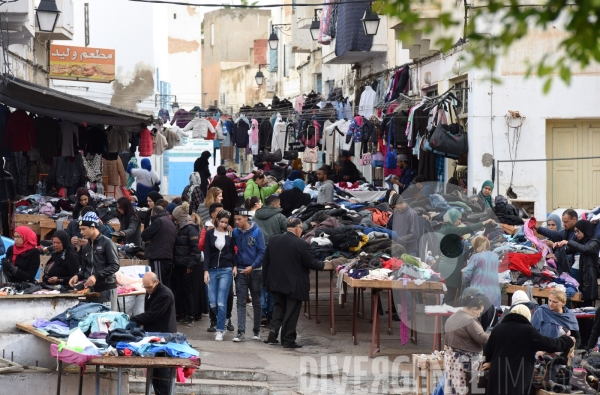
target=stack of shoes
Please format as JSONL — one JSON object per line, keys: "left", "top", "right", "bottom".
{"left": 570, "top": 368, "right": 597, "bottom": 394}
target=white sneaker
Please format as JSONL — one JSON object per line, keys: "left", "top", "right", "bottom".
{"left": 232, "top": 331, "right": 246, "bottom": 342}
{"left": 252, "top": 332, "right": 260, "bottom": 341}
{"left": 215, "top": 331, "right": 224, "bottom": 342}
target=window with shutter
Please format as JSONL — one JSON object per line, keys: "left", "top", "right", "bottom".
{"left": 284, "top": 45, "right": 291, "bottom": 78}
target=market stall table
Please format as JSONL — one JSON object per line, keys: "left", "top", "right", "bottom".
{"left": 17, "top": 323, "right": 199, "bottom": 395}
{"left": 506, "top": 284, "right": 582, "bottom": 305}
{"left": 343, "top": 274, "right": 446, "bottom": 358}
{"left": 116, "top": 290, "right": 146, "bottom": 313}
{"left": 303, "top": 261, "right": 337, "bottom": 334}
{"left": 344, "top": 190, "right": 387, "bottom": 203}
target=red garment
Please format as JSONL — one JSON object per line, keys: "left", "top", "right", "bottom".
{"left": 199, "top": 227, "right": 206, "bottom": 251}
{"left": 207, "top": 118, "right": 218, "bottom": 140}
{"left": 507, "top": 252, "right": 543, "bottom": 276}
{"left": 139, "top": 128, "right": 153, "bottom": 156}
{"left": 382, "top": 257, "right": 403, "bottom": 270}
{"left": 12, "top": 226, "right": 37, "bottom": 264}
{"left": 366, "top": 208, "right": 390, "bottom": 226}
{"left": 3, "top": 110, "right": 35, "bottom": 152}
{"left": 528, "top": 216, "right": 537, "bottom": 229}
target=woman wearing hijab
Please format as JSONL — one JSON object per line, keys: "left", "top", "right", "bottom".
{"left": 127, "top": 158, "right": 160, "bottom": 208}
{"left": 546, "top": 214, "right": 562, "bottom": 232}
{"left": 72, "top": 188, "right": 93, "bottom": 219}
{"left": 462, "top": 235, "right": 501, "bottom": 308}
{"left": 194, "top": 151, "right": 212, "bottom": 197}
{"left": 437, "top": 209, "right": 496, "bottom": 306}
{"left": 41, "top": 230, "right": 79, "bottom": 286}
{"left": 554, "top": 219, "right": 600, "bottom": 303}
{"left": 472, "top": 180, "right": 494, "bottom": 210}
{"left": 283, "top": 170, "right": 303, "bottom": 191}
{"left": 280, "top": 179, "right": 311, "bottom": 217}
{"left": 1, "top": 226, "right": 40, "bottom": 282}
{"left": 143, "top": 191, "right": 163, "bottom": 230}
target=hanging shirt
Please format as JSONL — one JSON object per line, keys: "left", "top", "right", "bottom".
{"left": 358, "top": 86, "right": 376, "bottom": 118}
{"left": 271, "top": 121, "right": 287, "bottom": 152}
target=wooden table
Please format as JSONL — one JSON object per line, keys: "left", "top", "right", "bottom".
{"left": 343, "top": 274, "right": 446, "bottom": 358}
{"left": 303, "top": 261, "right": 337, "bottom": 334}
{"left": 14, "top": 213, "right": 121, "bottom": 240}
{"left": 17, "top": 323, "right": 198, "bottom": 395}
{"left": 116, "top": 290, "right": 146, "bottom": 313}
{"left": 506, "top": 284, "right": 582, "bottom": 304}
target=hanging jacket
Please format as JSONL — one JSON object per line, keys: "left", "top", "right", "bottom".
{"left": 48, "top": 154, "right": 86, "bottom": 191}
{"left": 171, "top": 109, "right": 192, "bottom": 128}
{"left": 182, "top": 117, "right": 217, "bottom": 139}
{"left": 232, "top": 120, "right": 250, "bottom": 148}
{"left": 249, "top": 119, "right": 259, "bottom": 155}
{"left": 102, "top": 158, "right": 127, "bottom": 187}
{"left": 4, "top": 110, "right": 35, "bottom": 152}
{"left": 139, "top": 128, "right": 153, "bottom": 156}
{"left": 259, "top": 119, "right": 274, "bottom": 151}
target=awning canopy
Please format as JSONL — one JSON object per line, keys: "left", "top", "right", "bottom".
{"left": 0, "top": 75, "right": 152, "bottom": 126}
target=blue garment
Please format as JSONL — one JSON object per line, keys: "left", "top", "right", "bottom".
{"left": 262, "top": 286, "right": 275, "bottom": 320}
{"left": 207, "top": 267, "right": 233, "bottom": 332}
{"left": 78, "top": 312, "right": 130, "bottom": 333}
{"left": 336, "top": 102, "right": 345, "bottom": 120}
{"left": 429, "top": 194, "right": 450, "bottom": 210}
{"left": 51, "top": 302, "right": 110, "bottom": 329}
{"left": 462, "top": 251, "right": 501, "bottom": 308}
{"left": 354, "top": 225, "right": 397, "bottom": 240}
{"left": 531, "top": 304, "right": 579, "bottom": 339}
{"left": 570, "top": 267, "right": 580, "bottom": 283}
{"left": 233, "top": 223, "right": 266, "bottom": 269}
{"left": 283, "top": 179, "right": 294, "bottom": 191}
{"left": 137, "top": 342, "right": 199, "bottom": 358}
{"left": 398, "top": 167, "right": 414, "bottom": 193}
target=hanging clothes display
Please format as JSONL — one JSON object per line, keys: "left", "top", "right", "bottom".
{"left": 358, "top": 86, "right": 376, "bottom": 117}
{"left": 4, "top": 110, "right": 35, "bottom": 153}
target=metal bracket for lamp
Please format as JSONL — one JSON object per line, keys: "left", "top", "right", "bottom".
{"left": 268, "top": 24, "right": 291, "bottom": 50}
{"left": 155, "top": 94, "right": 177, "bottom": 107}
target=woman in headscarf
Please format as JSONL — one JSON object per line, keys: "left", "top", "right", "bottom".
{"left": 546, "top": 213, "right": 563, "bottom": 232}
{"left": 41, "top": 230, "right": 79, "bottom": 287}
{"left": 127, "top": 158, "right": 160, "bottom": 208}
{"left": 194, "top": 151, "right": 212, "bottom": 197}
{"left": 72, "top": 187, "right": 93, "bottom": 219}
{"left": 437, "top": 209, "right": 496, "bottom": 306}
{"left": 283, "top": 170, "right": 303, "bottom": 191}
{"left": 472, "top": 180, "right": 494, "bottom": 210}
{"left": 554, "top": 219, "right": 600, "bottom": 303}
{"left": 187, "top": 172, "right": 204, "bottom": 215}
{"left": 485, "top": 304, "right": 574, "bottom": 395}
{"left": 1, "top": 226, "right": 40, "bottom": 282}
{"left": 462, "top": 235, "right": 501, "bottom": 309}
{"left": 280, "top": 178, "right": 311, "bottom": 217}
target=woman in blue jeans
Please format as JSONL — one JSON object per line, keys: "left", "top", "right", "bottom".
{"left": 204, "top": 210, "right": 237, "bottom": 341}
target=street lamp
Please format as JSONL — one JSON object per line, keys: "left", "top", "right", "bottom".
{"left": 361, "top": 3, "right": 381, "bottom": 36}
{"left": 172, "top": 102, "right": 179, "bottom": 112}
{"left": 255, "top": 66, "right": 265, "bottom": 86}
{"left": 268, "top": 27, "right": 279, "bottom": 51}
{"left": 310, "top": 9, "right": 322, "bottom": 41}
{"left": 36, "top": 0, "right": 61, "bottom": 33}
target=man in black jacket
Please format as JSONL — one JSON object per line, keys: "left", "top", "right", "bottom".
{"left": 142, "top": 205, "right": 177, "bottom": 289}
{"left": 130, "top": 272, "right": 177, "bottom": 395}
{"left": 69, "top": 211, "right": 120, "bottom": 311}
{"left": 208, "top": 166, "right": 238, "bottom": 225}
{"left": 263, "top": 218, "right": 324, "bottom": 348}
{"left": 0, "top": 158, "right": 15, "bottom": 236}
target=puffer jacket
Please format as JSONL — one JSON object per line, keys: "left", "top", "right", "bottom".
{"left": 48, "top": 154, "right": 86, "bottom": 190}
{"left": 182, "top": 118, "right": 221, "bottom": 139}
{"left": 102, "top": 158, "right": 127, "bottom": 186}
{"left": 253, "top": 206, "right": 287, "bottom": 244}
{"left": 77, "top": 234, "right": 120, "bottom": 292}
{"left": 174, "top": 221, "right": 201, "bottom": 269}
{"left": 139, "top": 128, "right": 153, "bottom": 157}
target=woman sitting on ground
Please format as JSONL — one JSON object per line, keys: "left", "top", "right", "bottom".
{"left": 444, "top": 293, "right": 489, "bottom": 395}
{"left": 485, "top": 304, "right": 574, "bottom": 395}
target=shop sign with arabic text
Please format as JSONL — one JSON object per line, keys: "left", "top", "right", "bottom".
{"left": 50, "top": 45, "right": 115, "bottom": 83}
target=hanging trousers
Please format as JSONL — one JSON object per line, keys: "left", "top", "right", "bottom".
{"left": 270, "top": 292, "right": 302, "bottom": 346}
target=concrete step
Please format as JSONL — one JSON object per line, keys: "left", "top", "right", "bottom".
{"left": 129, "top": 377, "right": 270, "bottom": 395}
{"left": 129, "top": 368, "right": 268, "bottom": 383}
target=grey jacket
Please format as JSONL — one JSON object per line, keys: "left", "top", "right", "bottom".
{"left": 253, "top": 206, "right": 287, "bottom": 244}
{"left": 317, "top": 180, "right": 335, "bottom": 204}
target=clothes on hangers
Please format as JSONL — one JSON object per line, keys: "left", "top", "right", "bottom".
{"left": 358, "top": 86, "right": 376, "bottom": 118}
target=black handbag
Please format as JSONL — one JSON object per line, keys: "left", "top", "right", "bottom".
{"left": 263, "top": 149, "right": 282, "bottom": 162}
{"left": 428, "top": 122, "right": 468, "bottom": 159}
{"left": 284, "top": 150, "right": 298, "bottom": 160}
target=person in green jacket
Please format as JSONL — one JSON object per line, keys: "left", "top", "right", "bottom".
{"left": 244, "top": 172, "right": 280, "bottom": 203}
{"left": 437, "top": 208, "right": 496, "bottom": 306}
